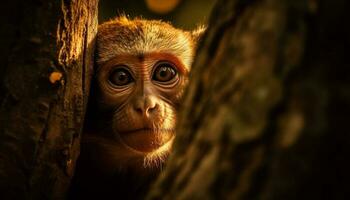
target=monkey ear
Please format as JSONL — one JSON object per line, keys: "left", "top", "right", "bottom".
{"left": 191, "top": 25, "right": 207, "bottom": 43}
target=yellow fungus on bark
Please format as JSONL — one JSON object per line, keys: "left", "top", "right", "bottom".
{"left": 49, "top": 71, "right": 63, "bottom": 84}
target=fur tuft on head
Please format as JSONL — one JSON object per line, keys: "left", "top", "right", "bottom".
{"left": 191, "top": 24, "right": 206, "bottom": 43}
{"left": 96, "top": 16, "right": 203, "bottom": 71}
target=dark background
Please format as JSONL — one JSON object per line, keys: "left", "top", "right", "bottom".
{"left": 99, "top": 0, "right": 216, "bottom": 30}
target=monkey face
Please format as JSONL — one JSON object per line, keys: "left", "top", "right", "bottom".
{"left": 94, "top": 52, "right": 188, "bottom": 167}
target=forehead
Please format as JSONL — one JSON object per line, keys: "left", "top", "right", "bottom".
{"left": 100, "top": 52, "right": 189, "bottom": 77}
{"left": 96, "top": 18, "right": 194, "bottom": 69}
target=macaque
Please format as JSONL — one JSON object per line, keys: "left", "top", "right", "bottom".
{"left": 69, "top": 16, "right": 204, "bottom": 199}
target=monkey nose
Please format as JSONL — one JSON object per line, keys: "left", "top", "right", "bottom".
{"left": 135, "top": 105, "right": 158, "bottom": 117}
{"left": 133, "top": 97, "right": 159, "bottom": 117}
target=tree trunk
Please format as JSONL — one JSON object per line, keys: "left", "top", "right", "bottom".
{"left": 0, "top": 0, "right": 98, "bottom": 199}
{"left": 148, "top": 0, "right": 349, "bottom": 199}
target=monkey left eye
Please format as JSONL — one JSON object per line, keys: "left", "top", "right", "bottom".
{"left": 109, "top": 68, "right": 134, "bottom": 86}
{"left": 152, "top": 62, "right": 177, "bottom": 83}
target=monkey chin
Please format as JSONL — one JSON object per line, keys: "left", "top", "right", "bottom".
{"left": 115, "top": 129, "right": 175, "bottom": 172}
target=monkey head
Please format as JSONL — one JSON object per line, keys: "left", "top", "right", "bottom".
{"left": 84, "top": 16, "right": 204, "bottom": 173}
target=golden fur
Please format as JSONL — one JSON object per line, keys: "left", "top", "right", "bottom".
{"left": 96, "top": 16, "right": 203, "bottom": 70}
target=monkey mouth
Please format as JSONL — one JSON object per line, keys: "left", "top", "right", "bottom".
{"left": 117, "top": 128, "right": 174, "bottom": 153}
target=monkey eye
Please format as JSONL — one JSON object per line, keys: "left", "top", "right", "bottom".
{"left": 152, "top": 62, "right": 177, "bottom": 83}
{"left": 109, "top": 68, "right": 134, "bottom": 86}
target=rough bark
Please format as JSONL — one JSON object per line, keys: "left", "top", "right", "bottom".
{"left": 148, "top": 0, "right": 349, "bottom": 199}
{"left": 0, "top": 0, "right": 98, "bottom": 199}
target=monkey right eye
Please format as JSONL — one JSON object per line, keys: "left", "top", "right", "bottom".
{"left": 109, "top": 68, "right": 134, "bottom": 86}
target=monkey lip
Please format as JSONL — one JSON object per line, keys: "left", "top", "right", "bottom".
{"left": 118, "top": 128, "right": 174, "bottom": 153}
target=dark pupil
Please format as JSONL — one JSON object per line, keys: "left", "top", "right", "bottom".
{"left": 155, "top": 65, "right": 176, "bottom": 82}
{"left": 160, "top": 68, "right": 168, "bottom": 77}
{"left": 117, "top": 72, "right": 127, "bottom": 82}
{"left": 110, "top": 69, "right": 131, "bottom": 86}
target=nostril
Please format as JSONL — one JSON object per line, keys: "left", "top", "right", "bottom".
{"left": 147, "top": 104, "right": 158, "bottom": 113}
{"left": 135, "top": 107, "right": 143, "bottom": 115}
